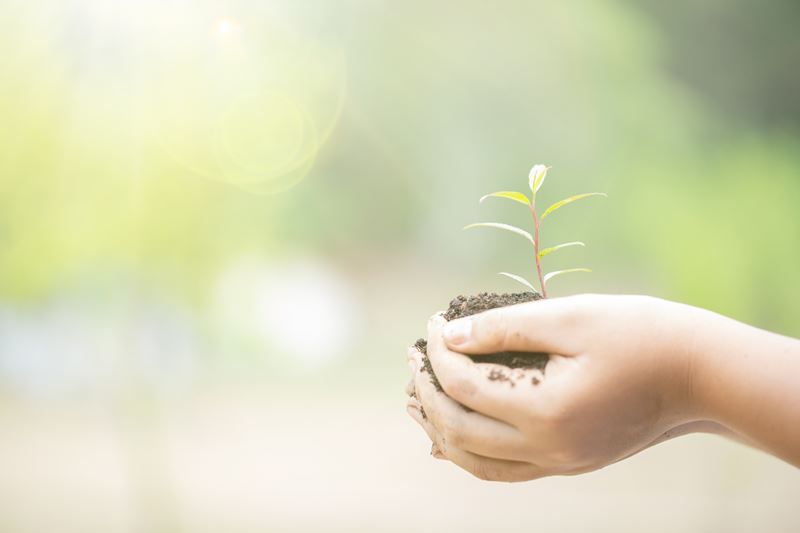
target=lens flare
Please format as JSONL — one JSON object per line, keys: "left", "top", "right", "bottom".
{"left": 142, "top": 10, "right": 347, "bottom": 194}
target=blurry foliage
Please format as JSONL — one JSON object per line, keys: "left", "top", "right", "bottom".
{"left": 0, "top": 0, "right": 798, "bottom": 336}
{"left": 631, "top": 0, "right": 800, "bottom": 132}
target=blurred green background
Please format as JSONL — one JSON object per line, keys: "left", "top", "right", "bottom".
{"left": 1, "top": 0, "right": 799, "bottom": 531}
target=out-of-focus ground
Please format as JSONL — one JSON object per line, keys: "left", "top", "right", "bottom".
{"left": 2, "top": 389, "right": 799, "bottom": 533}
{"left": 0, "top": 258, "right": 798, "bottom": 532}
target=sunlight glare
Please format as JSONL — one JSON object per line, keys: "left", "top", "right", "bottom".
{"left": 215, "top": 17, "right": 240, "bottom": 38}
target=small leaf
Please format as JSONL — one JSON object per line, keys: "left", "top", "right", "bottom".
{"left": 498, "top": 272, "right": 537, "bottom": 292}
{"left": 479, "top": 191, "right": 530, "bottom": 206}
{"left": 528, "top": 164, "right": 549, "bottom": 194}
{"left": 543, "top": 268, "right": 592, "bottom": 284}
{"left": 541, "top": 192, "right": 607, "bottom": 220}
{"left": 464, "top": 222, "right": 535, "bottom": 245}
{"left": 538, "top": 241, "right": 585, "bottom": 259}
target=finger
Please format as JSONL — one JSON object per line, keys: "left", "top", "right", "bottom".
{"left": 407, "top": 344, "right": 422, "bottom": 362}
{"left": 441, "top": 296, "right": 584, "bottom": 355}
{"left": 405, "top": 348, "right": 419, "bottom": 397}
{"left": 425, "top": 315, "right": 541, "bottom": 422}
{"left": 407, "top": 402, "right": 544, "bottom": 482}
{"left": 407, "top": 402, "right": 447, "bottom": 459}
{"left": 405, "top": 378, "right": 415, "bottom": 397}
{"left": 412, "top": 348, "right": 531, "bottom": 461}
{"left": 444, "top": 446, "right": 545, "bottom": 483}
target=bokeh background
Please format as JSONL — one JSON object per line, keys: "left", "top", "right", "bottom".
{"left": 1, "top": 0, "right": 799, "bottom": 531}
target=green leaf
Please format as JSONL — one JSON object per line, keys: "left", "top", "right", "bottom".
{"left": 538, "top": 241, "right": 585, "bottom": 259}
{"left": 498, "top": 272, "right": 538, "bottom": 292}
{"left": 528, "top": 164, "right": 549, "bottom": 195}
{"left": 464, "top": 222, "right": 535, "bottom": 245}
{"left": 543, "top": 268, "right": 592, "bottom": 284}
{"left": 541, "top": 192, "right": 607, "bottom": 220}
{"left": 479, "top": 191, "right": 531, "bottom": 206}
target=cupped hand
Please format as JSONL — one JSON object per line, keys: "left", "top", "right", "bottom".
{"left": 406, "top": 294, "right": 732, "bottom": 481}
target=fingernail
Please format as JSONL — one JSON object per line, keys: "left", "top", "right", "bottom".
{"left": 443, "top": 319, "right": 471, "bottom": 345}
{"left": 428, "top": 313, "right": 446, "bottom": 329}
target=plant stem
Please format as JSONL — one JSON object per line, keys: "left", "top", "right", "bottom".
{"left": 531, "top": 199, "right": 547, "bottom": 298}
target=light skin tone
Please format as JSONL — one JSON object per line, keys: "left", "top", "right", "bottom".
{"left": 405, "top": 294, "right": 800, "bottom": 481}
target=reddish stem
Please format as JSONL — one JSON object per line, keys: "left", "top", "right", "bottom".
{"left": 530, "top": 199, "right": 547, "bottom": 298}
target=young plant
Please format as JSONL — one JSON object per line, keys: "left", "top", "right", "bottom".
{"left": 465, "top": 164, "right": 606, "bottom": 298}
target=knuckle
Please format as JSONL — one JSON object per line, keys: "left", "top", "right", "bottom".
{"left": 478, "top": 309, "right": 510, "bottom": 351}
{"left": 546, "top": 445, "right": 583, "bottom": 467}
{"left": 470, "top": 462, "right": 504, "bottom": 482}
{"left": 469, "top": 463, "right": 492, "bottom": 481}
{"left": 503, "top": 468, "right": 534, "bottom": 483}
{"left": 433, "top": 435, "right": 448, "bottom": 456}
{"left": 537, "top": 395, "right": 573, "bottom": 428}
{"left": 549, "top": 443, "right": 599, "bottom": 472}
{"left": 533, "top": 403, "right": 589, "bottom": 468}
{"left": 438, "top": 414, "right": 458, "bottom": 437}
{"left": 441, "top": 423, "right": 464, "bottom": 450}
{"left": 439, "top": 373, "right": 476, "bottom": 400}
{"left": 552, "top": 305, "right": 582, "bottom": 332}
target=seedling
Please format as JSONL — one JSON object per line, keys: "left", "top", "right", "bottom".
{"left": 465, "top": 164, "right": 606, "bottom": 298}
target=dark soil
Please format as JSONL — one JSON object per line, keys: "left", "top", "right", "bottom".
{"left": 414, "top": 292, "right": 549, "bottom": 391}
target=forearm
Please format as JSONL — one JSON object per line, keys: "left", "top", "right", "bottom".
{"left": 689, "top": 305, "right": 800, "bottom": 467}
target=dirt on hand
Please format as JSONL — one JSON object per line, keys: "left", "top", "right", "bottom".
{"left": 414, "top": 292, "right": 548, "bottom": 391}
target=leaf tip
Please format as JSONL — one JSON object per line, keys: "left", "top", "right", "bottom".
{"left": 528, "top": 164, "right": 549, "bottom": 193}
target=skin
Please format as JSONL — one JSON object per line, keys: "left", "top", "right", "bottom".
{"left": 405, "top": 294, "right": 800, "bottom": 482}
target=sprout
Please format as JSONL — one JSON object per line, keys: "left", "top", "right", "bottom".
{"left": 466, "top": 164, "right": 606, "bottom": 298}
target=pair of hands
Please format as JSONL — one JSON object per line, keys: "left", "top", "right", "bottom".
{"left": 405, "top": 294, "right": 756, "bottom": 482}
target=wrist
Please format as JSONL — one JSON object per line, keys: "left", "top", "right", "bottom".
{"left": 675, "top": 303, "right": 731, "bottom": 423}
{"left": 683, "top": 305, "right": 797, "bottom": 425}
{"left": 681, "top": 305, "right": 800, "bottom": 465}
{"left": 652, "top": 298, "right": 717, "bottom": 425}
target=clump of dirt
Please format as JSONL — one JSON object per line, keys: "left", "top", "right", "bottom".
{"left": 414, "top": 292, "right": 549, "bottom": 391}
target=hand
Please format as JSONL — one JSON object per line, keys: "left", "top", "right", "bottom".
{"left": 406, "top": 294, "right": 738, "bottom": 481}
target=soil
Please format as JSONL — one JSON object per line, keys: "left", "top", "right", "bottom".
{"left": 414, "top": 292, "right": 549, "bottom": 391}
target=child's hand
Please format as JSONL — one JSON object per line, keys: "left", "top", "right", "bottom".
{"left": 406, "top": 294, "right": 742, "bottom": 481}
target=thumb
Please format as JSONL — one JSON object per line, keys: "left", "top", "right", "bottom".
{"left": 441, "top": 297, "right": 579, "bottom": 356}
